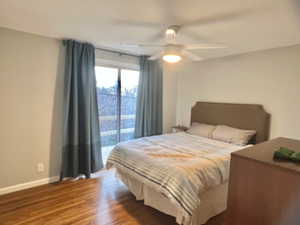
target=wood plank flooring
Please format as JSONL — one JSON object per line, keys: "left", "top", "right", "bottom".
{"left": 0, "top": 169, "right": 225, "bottom": 225}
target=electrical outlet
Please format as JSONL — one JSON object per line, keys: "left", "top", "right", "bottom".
{"left": 37, "top": 163, "right": 44, "bottom": 173}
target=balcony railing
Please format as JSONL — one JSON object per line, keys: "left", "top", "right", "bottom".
{"left": 99, "top": 114, "right": 135, "bottom": 137}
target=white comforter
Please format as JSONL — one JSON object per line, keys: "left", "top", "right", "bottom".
{"left": 107, "top": 132, "right": 249, "bottom": 223}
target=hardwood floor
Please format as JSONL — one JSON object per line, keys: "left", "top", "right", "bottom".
{"left": 0, "top": 169, "right": 225, "bottom": 225}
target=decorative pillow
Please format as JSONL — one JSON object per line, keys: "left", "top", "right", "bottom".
{"left": 212, "top": 125, "right": 256, "bottom": 145}
{"left": 186, "top": 122, "right": 216, "bottom": 138}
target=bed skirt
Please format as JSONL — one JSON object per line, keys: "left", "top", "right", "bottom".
{"left": 116, "top": 168, "right": 228, "bottom": 225}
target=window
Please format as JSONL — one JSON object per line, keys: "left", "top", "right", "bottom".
{"left": 95, "top": 66, "right": 139, "bottom": 161}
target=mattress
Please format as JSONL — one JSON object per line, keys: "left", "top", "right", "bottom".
{"left": 107, "top": 132, "right": 250, "bottom": 225}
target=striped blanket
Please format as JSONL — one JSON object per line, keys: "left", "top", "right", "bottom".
{"left": 107, "top": 132, "right": 248, "bottom": 223}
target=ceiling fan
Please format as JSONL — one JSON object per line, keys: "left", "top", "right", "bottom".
{"left": 117, "top": 7, "right": 259, "bottom": 63}
{"left": 122, "top": 25, "right": 227, "bottom": 63}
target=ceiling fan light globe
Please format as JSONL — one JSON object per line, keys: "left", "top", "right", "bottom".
{"left": 165, "top": 28, "right": 176, "bottom": 35}
{"left": 163, "top": 54, "right": 182, "bottom": 63}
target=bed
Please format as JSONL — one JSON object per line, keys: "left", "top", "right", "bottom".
{"left": 107, "top": 102, "right": 270, "bottom": 225}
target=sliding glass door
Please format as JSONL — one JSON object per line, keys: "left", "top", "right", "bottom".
{"left": 120, "top": 69, "right": 139, "bottom": 142}
{"left": 95, "top": 66, "right": 139, "bottom": 161}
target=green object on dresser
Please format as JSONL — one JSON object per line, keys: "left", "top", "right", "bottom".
{"left": 290, "top": 152, "right": 300, "bottom": 162}
{"left": 273, "top": 147, "right": 300, "bottom": 162}
{"left": 273, "top": 147, "right": 295, "bottom": 160}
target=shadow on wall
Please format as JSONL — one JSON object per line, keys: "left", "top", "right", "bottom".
{"left": 49, "top": 42, "right": 65, "bottom": 179}
{"left": 291, "top": 0, "right": 300, "bottom": 20}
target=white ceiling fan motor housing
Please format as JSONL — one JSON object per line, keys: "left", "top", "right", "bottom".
{"left": 165, "top": 25, "right": 180, "bottom": 42}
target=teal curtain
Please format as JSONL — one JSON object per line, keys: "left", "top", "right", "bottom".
{"left": 61, "top": 40, "right": 103, "bottom": 179}
{"left": 135, "top": 56, "right": 163, "bottom": 138}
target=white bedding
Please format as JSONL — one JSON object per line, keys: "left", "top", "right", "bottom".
{"left": 107, "top": 132, "right": 250, "bottom": 224}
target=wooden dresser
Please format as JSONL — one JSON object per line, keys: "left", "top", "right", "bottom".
{"left": 226, "top": 137, "right": 300, "bottom": 225}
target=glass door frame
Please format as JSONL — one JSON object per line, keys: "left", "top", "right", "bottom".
{"left": 116, "top": 69, "right": 121, "bottom": 142}
{"left": 95, "top": 63, "right": 139, "bottom": 143}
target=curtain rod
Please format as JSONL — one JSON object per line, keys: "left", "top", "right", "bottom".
{"left": 95, "top": 47, "right": 140, "bottom": 58}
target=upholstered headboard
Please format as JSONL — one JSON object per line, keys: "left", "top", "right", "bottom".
{"left": 191, "top": 102, "right": 270, "bottom": 144}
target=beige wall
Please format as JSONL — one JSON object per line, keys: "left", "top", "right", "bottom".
{"left": 163, "top": 63, "right": 178, "bottom": 133}
{"left": 176, "top": 45, "right": 300, "bottom": 139}
{"left": 0, "top": 27, "right": 64, "bottom": 188}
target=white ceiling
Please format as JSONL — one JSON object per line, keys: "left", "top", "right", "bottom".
{"left": 1, "top": 0, "right": 300, "bottom": 59}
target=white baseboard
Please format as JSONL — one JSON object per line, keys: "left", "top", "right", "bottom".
{"left": 0, "top": 176, "right": 60, "bottom": 196}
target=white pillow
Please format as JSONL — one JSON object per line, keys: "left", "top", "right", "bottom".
{"left": 186, "top": 122, "right": 216, "bottom": 138}
{"left": 212, "top": 125, "right": 256, "bottom": 145}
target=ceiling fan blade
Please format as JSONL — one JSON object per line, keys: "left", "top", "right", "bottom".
{"left": 179, "top": 30, "right": 213, "bottom": 43}
{"left": 146, "top": 30, "right": 165, "bottom": 43}
{"left": 120, "top": 43, "right": 164, "bottom": 48}
{"left": 182, "top": 50, "right": 203, "bottom": 61}
{"left": 148, "top": 51, "right": 164, "bottom": 60}
{"left": 181, "top": 8, "right": 256, "bottom": 28}
{"left": 112, "top": 19, "right": 160, "bottom": 28}
{"left": 112, "top": 19, "right": 164, "bottom": 42}
{"left": 185, "top": 44, "right": 228, "bottom": 50}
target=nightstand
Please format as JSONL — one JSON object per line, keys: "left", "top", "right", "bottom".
{"left": 172, "top": 125, "right": 188, "bottom": 133}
